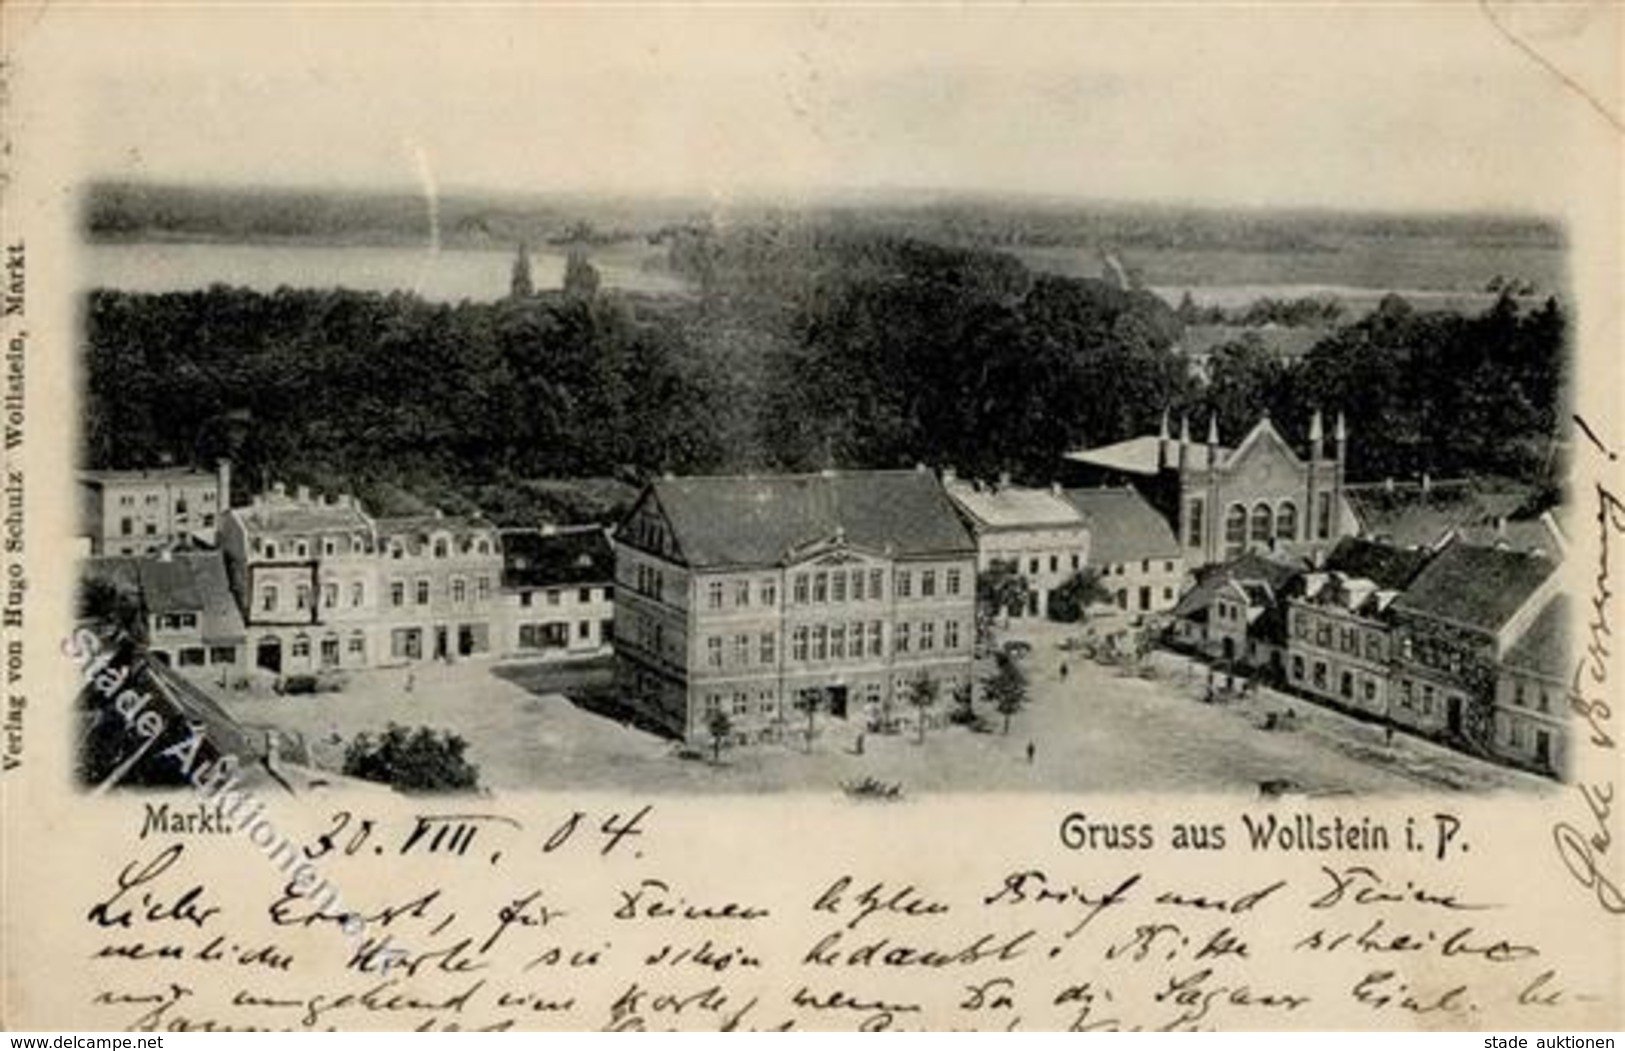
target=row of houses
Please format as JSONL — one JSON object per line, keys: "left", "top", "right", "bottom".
{"left": 1171, "top": 535, "right": 1567, "bottom": 777}
{"left": 82, "top": 478, "right": 616, "bottom": 675}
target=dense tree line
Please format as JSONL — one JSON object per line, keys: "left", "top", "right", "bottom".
{"left": 84, "top": 235, "right": 1567, "bottom": 518}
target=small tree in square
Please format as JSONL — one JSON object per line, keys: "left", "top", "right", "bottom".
{"left": 706, "top": 709, "right": 733, "bottom": 764}
{"left": 986, "top": 653, "right": 1029, "bottom": 735}
{"left": 906, "top": 676, "right": 940, "bottom": 744}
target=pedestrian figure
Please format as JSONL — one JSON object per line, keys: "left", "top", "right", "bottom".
{"left": 1384, "top": 725, "right": 1395, "bottom": 747}
{"left": 855, "top": 732, "right": 865, "bottom": 756}
{"left": 1060, "top": 662, "right": 1069, "bottom": 681}
{"left": 1026, "top": 740, "right": 1036, "bottom": 764}
{"left": 405, "top": 672, "right": 415, "bottom": 694}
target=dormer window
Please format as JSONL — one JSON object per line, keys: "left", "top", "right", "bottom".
{"left": 433, "top": 538, "right": 449, "bottom": 559}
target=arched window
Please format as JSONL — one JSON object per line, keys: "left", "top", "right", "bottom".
{"left": 1251, "top": 503, "right": 1274, "bottom": 543}
{"left": 1225, "top": 504, "right": 1248, "bottom": 553}
{"left": 1276, "top": 501, "right": 1298, "bottom": 541}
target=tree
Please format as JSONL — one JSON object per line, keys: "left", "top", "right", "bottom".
{"left": 706, "top": 709, "right": 733, "bottom": 764}
{"left": 509, "top": 242, "right": 533, "bottom": 299}
{"left": 986, "top": 653, "right": 1028, "bottom": 735}
{"left": 342, "top": 723, "right": 481, "bottom": 793}
{"left": 792, "top": 688, "right": 824, "bottom": 752}
{"left": 949, "top": 680, "right": 975, "bottom": 725}
{"left": 906, "top": 676, "right": 940, "bottom": 744}
{"left": 977, "top": 561, "right": 1031, "bottom": 642}
{"left": 1047, "top": 568, "right": 1113, "bottom": 623}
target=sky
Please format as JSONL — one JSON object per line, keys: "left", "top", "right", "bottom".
{"left": 10, "top": 3, "right": 1621, "bottom": 215}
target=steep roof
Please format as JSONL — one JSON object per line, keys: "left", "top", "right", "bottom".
{"left": 501, "top": 527, "right": 614, "bottom": 588}
{"left": 1392, "top": 540, "right": 1556, "bottom": 634}
{"left": 1505, "top": 594, "right": 1569, "bottom": 679}
{"left": 1063, "top": 435, "right": 1172, "bottom": 476}
{"left": 1172, "top": 551, "right": 1305, "bottom": 618}
{"left": 148, "top": 553, "right": 246, "bottom": 642}
{"left": 642, "top": 470, "right": 976, "bottom": 568}
{"left": 1062, "top": 487, "right": 1182, "bottom": 563}
{"left": 1322, "top": 537, "right": 1434, "bottom": 590}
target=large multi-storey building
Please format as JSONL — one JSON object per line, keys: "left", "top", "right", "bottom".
{"left": 943, "top": 474, "right": 1090, "bottom": 620}
{"left": 1387, "top": 540, "right": 1558, "bottom": 750}
{"left": 614, "top": 469, "right": 978, "bottom": 746}
{"left": 1285, "top": 538, "right": 1433, "bottom": 720}
{"left": 80, "top": 463, "right": 230, "bottom": 556}
{"left": 374, "top": 513, "right": 505, "bottom": 664}
{"left": 219, "top": 483, "right": 380, "bottom": 674}
{"left": 1065, "top": 411, "right": 1357, "bottom": 569}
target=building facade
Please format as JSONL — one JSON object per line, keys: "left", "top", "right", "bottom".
{"left": 499, "top": 526, "right": 616, "bottom": 660}
{"left": 943, "top": 474, "right": 1090, "bottom": 620}
{"left": 82, "top": 551, "right": 247, "bottom": 671}
{"left": 219, "top": 483, "right": 381, "bottom": 674}
{"left": 1490, "top": 594, "right": 1568, "bottom": 776}
{"left": 1062, "top": 487, "right": 1185, "bottom": 616}
{"left": 1387, "top": 541, "right": 1558, "bottom": 748}
{"left": 374, "top": 514, "right": 505, "bottom": 664}
{"left": 80, "top": 463, "right": 230, "bottom": 556}
{"left": 614, "top": 470, "right": 978, "bottom": 746}
{"left": 1066, "top": 412, "right": 1357, "bottom": 570}
{"left": 1284, "top": 539, "right": 1433, "bottom": 720}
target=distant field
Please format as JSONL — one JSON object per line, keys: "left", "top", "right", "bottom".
{"left": 1015, "top": 234, "right": 1566, "bottom": 309}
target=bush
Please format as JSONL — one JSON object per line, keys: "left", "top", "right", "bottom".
{"left": 843, "top": 777, "right": 904, "bottom": 801}
{"left": 342, "top": 723, "right": 481, "bottom": 793}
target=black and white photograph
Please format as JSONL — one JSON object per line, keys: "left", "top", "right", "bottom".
{"left": 3, "top": 2, "right": 1621, "bottom": 1034}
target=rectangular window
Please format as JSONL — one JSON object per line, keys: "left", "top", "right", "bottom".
{"left": 391, "top": 581, "right": 405, "bottom": 608}
{"left": 347, "top": 634, "right": 366, "bottom": 656}
{"left": 708, "top": 581, "right": 725, "bottom": 609}
{"left": 734, "top": 581, "right": 750, "bottom": 607}
{"left": 896, "top": 570, "right": 912, "bottom": 599}
{"left": 922, "top": 570, "right": 937, "bottom": 598}
{"left": 920, "top": 622, "right": 935, "bottom": 651}
{"left": 870, "top": 569, "right": 885, "bottom": 600}
{"left": 295, "top": 585, "right": 310, "bottom": 610}
{"left": 209, "top": 645, "right": 237, "bottom": 665}
{"left": 322, "top": 583, "right": 338, "bottom": 609}
{"left": 1028, "top": 558, "right": 1040, "bottom": 576}
{"left": 794, "top": 573, "right": 809, "bottom": 604}
{"left": 945, "top": 620, "right": 960, "bottom": 650}
{"left": 291, "top": 636, "right": 311, "bottom": 658}
{"left": 706, "top": 637, "right": 723, "bottom": 668}
{"left": 812, "top": 625, "right": 828, "bottom": 661}
{"left": 1318, "top": 492, "right": 1333, "bottom": 540}
{"left": 946, "top": 568, "right": 962, "bottom": 596}
{"left": 759, "top": 633, "right": 776, "bottom": 665}
{"left": 833, "top": 571, "right": 847, "bottom": 603}
{"left": 351, "top": 582, "right": 365, "bottom": 607}
{"left": 547, "top": 589, "right": 561, "bottom": 606}
{"left": 579, "top": 620, "right": 593, "bottom": 640}
{"left": 477, "top": 577, "right": 491, "bottom": 602}
{"left": 734, "top": 634, "right": 750, "bottom": 665}
{"left": 451, "top": 578, "right": 467, "bottom": 604}
{"left": 868, "top": 621, "right": 884, "bottom": 657}
{"left": 830, "top": 624, "right": 846, "bottom": 660}
{"left": 852, "top": 570, "right": 865, "bottom": 602}
{"left": 323, "top": 538, "right": 336, "bottom": 556}
{"left": 814, "top": 572, "right": 829, "bottom": 603}
{"left": 416, "top": 580, "right": 430, "bottom": 605}
{"left": 1049, "top": 555, "right": 1059, "bottom": 574}
{"left": 793, "top": 626, "right": 809, "bottom": 662}
{"left": 896, "top": 623, "right": 911, "bottom": 654}
{"left": 761, "top": 579, "right": 777, "bottom": 607}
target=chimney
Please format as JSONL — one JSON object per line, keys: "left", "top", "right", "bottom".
{"left": 295, "top": 484, "right": 311, "bottom": 504}
{"left": 943, "top": 466, "right": 957, "bottom": 485}
{"left": 216, "top": 459, "right": 232, "bottom": 511}
{"left": 1384, "top": 476, "right": 1395, "bottom": 494}
{"left": 1421, "top": 472, "right": 1432, "bottom": 496}
{"left": 998, "top": 471, "right": 1012, "bottom": 490}
{"left": 272, "top": 481, "right": 286, "bottom": 499}
{"left": 1051, "top": 481, "right": 1062, "bottom": 497}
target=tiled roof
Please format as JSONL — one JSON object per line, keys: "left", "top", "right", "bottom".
{"left": 945, "top": 481, "right": 1085, "bottom": 530}
{"left": 376, "top": 515, "right": 500, "bottom": 557}
{"left": 1172, "top": 552, "right": 1305, "bottom": 619}
{"left": 1322, "top": 537, "right": 1434, "bottom": 590}
{"left": 144, "top": 553, "right": 247, "bottom": 642}
{"left": 501, "top": 527, "right": 614, "bottom": 589}
{"left": 1062, "top": 487, "right": 1182, "bottom": 563}
{"left": 643, "top": 470, "right": 976, "bottom": 569}
{"left": 232, "top": 502, "right": 374, "bottom": 535}
{"left": 80, "top": 467, "right": 216, "bottom": 485}
{"left": 1504, "top": 594, "right": 1569, "bottom": 679}
{"left": 1392, "top": 540, "right": 1556, "bottom": 633}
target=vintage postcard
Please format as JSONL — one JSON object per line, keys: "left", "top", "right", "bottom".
{"left": 1, "top": 1, "right": 1622, "bottom": 1033}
